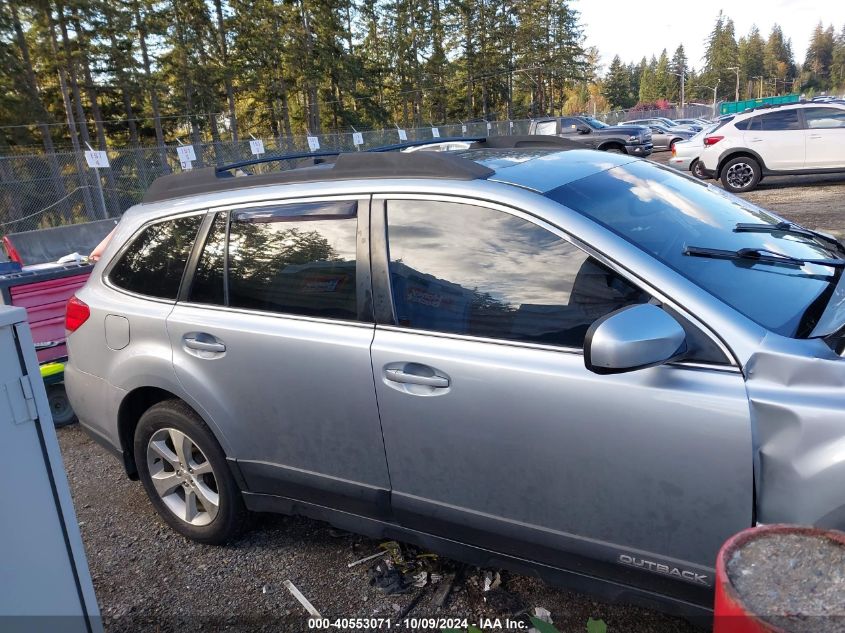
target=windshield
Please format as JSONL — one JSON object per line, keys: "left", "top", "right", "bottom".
{"left": 583, "top": 117, "right": 608, "bottom": 129}
{"left": 546, "top": 160, "right": 841, "bottom": 337}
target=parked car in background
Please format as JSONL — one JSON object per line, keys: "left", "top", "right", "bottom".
{"left": 65, "top": 137, "right": 845, "bottom": 621}
{"left": 646, "top": 125, "right": 695, "bottom": 151}
{"left": 699, "top": 102, "right": 845, "bottom": 192}
{"left": 672, "top": 118, "right": 709, "bottom": 131}
{"left": 668, "top": 117, "right": 734, "bottom": 179}
{"left": 622, "top": 117, "right": 697, "bottom": 132}
{"left": 529, "top": 116, "right": 653, "bottom": 156}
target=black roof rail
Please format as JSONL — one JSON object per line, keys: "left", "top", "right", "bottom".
{"left": 215, "top": 150, "right": 342, "bottom": 174}
{"left": 142, "top": 135, "right": 579, "bottom": 205}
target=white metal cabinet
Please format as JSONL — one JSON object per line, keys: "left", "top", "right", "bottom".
{"left": 0, "top": 306, "right": 101, "bottom": 633}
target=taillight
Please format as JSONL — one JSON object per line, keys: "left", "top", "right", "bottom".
{"left": 66, "top": 296, "right": 90, "bottom": 333}
{"left": 704, "top": 135, "right": 724, "bottom": 146}
{"left": 671, "top": 145, "right": 677, "bottom": 156}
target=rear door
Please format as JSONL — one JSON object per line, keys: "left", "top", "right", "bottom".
{"left": 803, "top": 107, "right": 845, "bottom": 169}
{"left": 741, "top": 109, "right": 805, "bottom": 170}
{"left": 167, "top": 197, "right": 392, "bottom": 517}
{"left": 369, "top": 195, "right": 752, "bottom": 594}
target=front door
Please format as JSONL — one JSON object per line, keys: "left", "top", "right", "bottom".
{"left": 803, "top": 107, "right": 845, "bottom": 169}
{"left": 369, "top": 197, "right": 752, "bottom": 589}
{"left": 167, "top": 198, "right": 392, "bottom": 517}
{"left": 742, "top": 109, "right": 806, "bottom": 170}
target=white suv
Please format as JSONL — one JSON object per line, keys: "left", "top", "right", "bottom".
{"left": 699, "top": 102, "right": 845, "bottom": 192}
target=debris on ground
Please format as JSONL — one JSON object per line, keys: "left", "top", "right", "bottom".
{"left": 431, "top": 572, "right": 456, "bottom": 609}
{"left": 529, "top": 606, "right": 554, "bottom": 633}
{"left": 347, "top": 550, "right": 384, "bottom": 568}
{"left": 283, "top": 580, "right": 322, "bottom": 618}
{"left": 360, "top": 541, "right": 451, "bottom": 595}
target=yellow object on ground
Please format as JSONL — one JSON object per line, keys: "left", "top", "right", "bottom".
{"left": 40, "top": 362, "right": 65, "bottom": 379}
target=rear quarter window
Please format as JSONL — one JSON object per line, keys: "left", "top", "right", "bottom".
{"left": 109, "top": 215, "right": 202, "bottom": 299}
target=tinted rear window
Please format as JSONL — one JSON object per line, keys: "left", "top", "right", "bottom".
{"left": 109, "top": 215, "right": 202, "bottom": 299}
{"left": 227, "top": 202, "right": 359, "bottom": 320}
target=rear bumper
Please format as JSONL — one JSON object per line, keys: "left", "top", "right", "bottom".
{"left": 668, "top": 156, "right": 694, "bottom": 171}
{"left": 626, "top": 143, "right": 653, "bottom": 156}
{"left": 64, "top": 362, "right": 124, "bottom": 452}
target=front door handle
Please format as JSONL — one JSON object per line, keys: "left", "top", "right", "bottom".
{"left": 184, "top": 335, "right": 226, "bottom": 353}
{"left": 384, "top": 368, "right": 449, "bottom": 388}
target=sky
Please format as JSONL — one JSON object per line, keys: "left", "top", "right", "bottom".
{"left": 572, "top": 0, "right": 845, "bottom": 72}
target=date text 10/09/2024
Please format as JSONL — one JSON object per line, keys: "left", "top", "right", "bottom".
{"left": 307, "top": 616, "right": 609, "bottom": 631}
{"left": 307, "top": 617, "right": 529, "bottom": 630}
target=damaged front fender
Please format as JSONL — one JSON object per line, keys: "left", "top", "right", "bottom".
{"left": 746, "top": 334, "right": 845, "bottom": 529}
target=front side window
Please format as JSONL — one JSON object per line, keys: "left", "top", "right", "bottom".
{"left": 385, "top": 200, "right": 649, "bottom": 348}
{"left": 226, "top": 201, "right": 359, "bottom": 320}
{"left": 804, "top": 107, "right": 845, "bottom": 129}
{"left": 109, "top": 215, "right": 202, "bottom": 299}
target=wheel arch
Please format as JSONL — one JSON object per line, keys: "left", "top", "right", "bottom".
{"left": 597, "top": 140, "right": 625, "bottom": 152}
{"left": 117, "top": 386, "right": 228, "bottom": 479}
{"left": 716, "top": 148, "right": 766, "bottom": 178}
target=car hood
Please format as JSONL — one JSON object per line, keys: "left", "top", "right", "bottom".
{"left": 607, "top": 125, "right": 649, "bottom": 135}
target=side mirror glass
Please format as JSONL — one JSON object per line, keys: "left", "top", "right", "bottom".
{"left": 584, "top": 304, "right": 687, "bottom": 374}
{"left": 576, "top": 124, "right": 591, "bottom": 134}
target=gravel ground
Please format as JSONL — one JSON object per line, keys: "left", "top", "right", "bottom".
{"left": 59, "top": 427, "right": 696, "bottom": 633}
{"left": 57, "top": 168, "right": 845, "bottom": 633}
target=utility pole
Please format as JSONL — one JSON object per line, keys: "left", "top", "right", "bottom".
{"left": 670, "top": 70, "right": 685, "bottom": 109}
{"left": 727, "top": 66, "right": 740, "bottom": 101}
{"left": 752, "top": 76, "right": 764, "bottom": 98}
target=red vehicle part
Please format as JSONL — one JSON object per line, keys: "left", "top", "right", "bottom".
{"left": 2, "top": 235, "right": 22, "bottom": 264}
{"left": 1, "top": 264, "right": 93, "bottom": 363}
{"left": 714, "top": 524, "right": 845, "bottom": 633}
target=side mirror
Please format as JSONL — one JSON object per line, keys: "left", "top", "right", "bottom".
{"left": 584, "top": 304, "right": 687, "bottom": 374}
{"left": 576, "top": 124, "right": 591, "bottom": 134}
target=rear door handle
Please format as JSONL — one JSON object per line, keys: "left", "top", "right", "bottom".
{"left": 184, "top": 335, "right": 226, "bottom": 353}
{"left": 384, "top": 368, "right": 449, "bottom": 388}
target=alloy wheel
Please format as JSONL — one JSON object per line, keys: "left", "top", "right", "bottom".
{"left": 726, "top": 162, "right": 754, "bottom": 189}
{"left": 146, "top": 427, "right": 219, "bottom": 526}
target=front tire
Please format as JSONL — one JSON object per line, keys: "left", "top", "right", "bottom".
{"left": 720, "top": 156, "right": 761, "bottom": 192}
{"left": 134, "top": 400, "right": 247, "bottom": 544}
{"left": 603, "top": 144, "right": 625, "bottom": 154}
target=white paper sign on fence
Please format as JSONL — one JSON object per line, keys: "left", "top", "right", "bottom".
{"left": 397, "top": 128, "right": 407, "bottom": 141}
{"left": 177, "top": 145, "right": 197, "bottom": 162}
{"left": 180, "top": 158, "right": 193, "bottom": 171}
{"left": 461, "top": 124, "right": 467, "bottom": 134}
{"left": 352, "top": 132, "right": 364, "bottom": 146}
{"left": 249, "top": 139, "right": 265, "bottom": 155}
{"left": 486, "top": 121, "right": 492, "bottom": 131}
{"left": 307, "top": 136, "right": 320, "bottom": 152}
{"left": 431, "top": 127, "right": 440, "bottom": 138}
{"left": 84, "top": 150, "right": 109, "bottom": 169}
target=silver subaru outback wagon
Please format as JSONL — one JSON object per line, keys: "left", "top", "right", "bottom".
{"left": 65, "top": 137, "right": 845, "bottom": 618}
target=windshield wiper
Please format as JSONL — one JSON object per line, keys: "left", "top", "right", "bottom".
{"left": 735, "top": 222, "right": 845, "bottom": 252}
{"left": 684, "top": 246, "right": 845, "bottom": 268}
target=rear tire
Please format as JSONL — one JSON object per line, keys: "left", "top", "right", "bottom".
{"left": 134, "top": 400, "right": 247, "bottom": 544}
{"left": 720, "top": 156, "right": 762, "bottom": 193}
{"left": 47, "top": 384, "right": 77, "bottom": 427}
{"left": 690, "top": 159, "right": 707, "bottom": 180}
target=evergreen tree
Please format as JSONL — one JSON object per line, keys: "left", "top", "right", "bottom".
{"left": 802, "top": 22, "right": 836, "bottom": 91}
{"left": 603, "top": 55, "right": 634, "bottom": 109}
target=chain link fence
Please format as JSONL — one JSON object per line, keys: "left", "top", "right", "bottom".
{"left": 0, "top": 105, "right": 713, "bottom": 240}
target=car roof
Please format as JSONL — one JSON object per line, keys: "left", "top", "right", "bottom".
{"left": 139, "top": 137, "right": 629, "bottom": 206}
{"left": 733, "top": 101, "right": 845, "bottom": 119}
